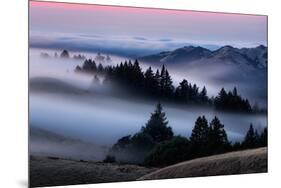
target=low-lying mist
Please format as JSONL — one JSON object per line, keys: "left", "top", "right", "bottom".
{"left": 165, "top": 60, "right": 267, "bottom": 108}
{"left": 29, "top": 47, "right": 267, "bottom": 161}
{"left": 30, "top": 128, "right": 108, "bottom": 162}
{"left": 30, "top": 89, "right": 266, "bottom": 145}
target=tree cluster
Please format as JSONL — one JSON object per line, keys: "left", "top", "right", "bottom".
{"left": 76, "top": 59, "right": 207, "bottom": 103}
{"left": 241, "top": 124, "right": 267, "bottom": 149}
{"left": 145, "top": 115, "right": 230, "bottom": 166}
{"left": 75, "top": 58, "right": 105, "bottom": 73}
{"left": 109, "top": 103, "right": 173, "bottom": 163}
{"left": 214, "top": 87, "right": 252, "bottom": 112}
{"left": 76, "top": 58, "right": 254, "bottom": 112}
{"left": 108, "top": 103, "right": 267, "bottom": 167}
{"left": 73, "top": 54, "right": 86, "bottom": 60}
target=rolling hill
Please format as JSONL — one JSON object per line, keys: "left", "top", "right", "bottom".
{"left": 138, "top": 147, "right": 267, "bottom": 180}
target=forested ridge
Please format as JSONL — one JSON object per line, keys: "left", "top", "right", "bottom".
{"left": 76, "top": 58, "right": 263, "bottom": 113}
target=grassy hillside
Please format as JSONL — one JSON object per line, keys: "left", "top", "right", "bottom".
{"left": 139, "top": 147, "right": 267, "bottom": 180}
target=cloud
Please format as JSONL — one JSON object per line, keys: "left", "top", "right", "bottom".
{"left": 78, "top": 34, "right": 102, "bottom": 38}
{"left": 29, "top": 31, "right": 223, "bottom": 57}
{"left": 159, "top": 38, "right": 172, "bottom": 42}
{"left": 133, "top": 36, "right": 147, "bottom": 41}
{"left": 57, "top": 36, "right": 77, "bottom": 41}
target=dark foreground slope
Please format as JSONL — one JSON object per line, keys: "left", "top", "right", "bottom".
{"left": 30, "top": 148, "right": 267, "bottom": 187}
{"left": 139, "top": 147, "right": 267, "bottom": 180}
{"left": 29, "top": 156, "right": 157, "bottom": 187}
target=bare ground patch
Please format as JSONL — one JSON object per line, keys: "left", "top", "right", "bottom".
{"left": 29, "top": 156, "right": 157, "bottom": 187}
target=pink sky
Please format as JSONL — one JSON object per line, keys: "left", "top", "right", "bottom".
{"left": 29, "top": 0, "right": 267, "bottom": 48}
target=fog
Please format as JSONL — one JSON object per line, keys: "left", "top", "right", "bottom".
{"left": 30, "top": 32, "right": 222, "bottom": 57}
{"left": 30, "top": 48, "right": 267, "bottom": 107}
{"left": 29, "top": 48, "right": 267, "bottom": 161}
{"left": 30, "top": 130, "right": 108, "bottom": 161}
{"left": 30, "top": 90, "right": 266, "bottom": 144}
{"left": 165, "top": 61, "right": 267, "bottom": 107}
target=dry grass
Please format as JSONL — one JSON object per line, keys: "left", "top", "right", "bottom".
{"left": 139, "top": 147, "right": 267, "bottom": 180}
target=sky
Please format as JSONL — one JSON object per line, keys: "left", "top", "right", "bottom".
{"left": 29, "top": 1, "right": 267, "bottom": 55}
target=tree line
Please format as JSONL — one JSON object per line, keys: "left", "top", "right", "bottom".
{"left": 106, "top": 103, "right": 267, "bottom": 166}
{"left": 75, "top": 58, "right": 258, "bottom": 113}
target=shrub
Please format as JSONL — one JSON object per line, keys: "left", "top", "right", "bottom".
{"left": 130, "top": 132, "right": 155, "bottom": 151}
{"left": 103, "top": 155, "right": 116, "bottom": 163}
{"left": 144, "top": 136, "right": 191, "bottom": 167}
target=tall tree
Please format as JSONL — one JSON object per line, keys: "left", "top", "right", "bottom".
{"left": 242, "top": 124, "right": 258, "bottom": 149}
{"left": 214, "top": 88, "right": 227, "bottom": 108}
{"left": 199, "top": 86, "right": 209, "bottom": 104}
{"left": 175, "top": 79, "right": 189, "bottom": 102}
{"left": 144, "top": 67, "right": 158, "bottom": 96}
{"left": 233, "top": 87, "right": 238, "bottom": 96}
{"left": 141, "top": 103, "right": 173, "bottom": 142}
{"left": 154, "top": 69, "right": 161, "bottom": 95}
{"left": 208, "top": 116, "right": 229, "bottom": 154}
{"left": 131, "top": 59, "right": 144, "bottom": 88}
{"left": 163, "top": 69, "right": 174, "bottom": 98}
{"left": 259, "top": 127, "right": 267, "bottom": 147}
{"left": 159, "top": 65, "right": 166, "bottom": 96}
{"left": 190, "top": 116, "right": 209, "bottom": 156}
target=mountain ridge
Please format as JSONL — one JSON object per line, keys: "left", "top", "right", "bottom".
{"left": 139, "top": 45, "right": 267, "bottom": 69}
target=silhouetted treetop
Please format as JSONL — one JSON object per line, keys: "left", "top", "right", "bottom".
{"left": 208, "top": 116, "right": 230, "bottom": 154}
{"left": 141, "top": 103, "right": 173, "bottom": 142}
{"left": 75, "top": 58, "right": 256, "bottom": 113}
{"left": 190, "top": 116, "right": 209, "bottom": 143}
{"left": 110, "top": 103, "right": 266, "bottom": 166}
{"left": 60, "top": 49, "right": 70, "bottom": 58}
{"left": 214, "top": 87, "right": 252, "bottom": 113}
{"left": 242, "top": 124, "right": 259, "bottom": 148}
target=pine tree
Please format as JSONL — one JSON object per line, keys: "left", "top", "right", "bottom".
{"left": 214, "top": 87, "right": 252, "bottom": 112}
{"left": 154, "top": 69, "right": 161, "bottom": 95}
{"left": 163, "top": 69, "right": 174, "bottom": 98}
{"left": 159, "top": 65, "right": 166, "bottom": 96}
{"left": 214, "top": 88, "right": 227, "bottom": 109}
{"left": 208, "top": 116, "right": 229, "bottom": 154}
{"left": 98, "top": 63, "right": 104, "bottom": 73}
{"left": 60, "top": 49, "right": 70, "bottom": 58}
{"left": 175, "top": 79, "right": 189, "bottom": 102}
{"left": 132, "top": 59, "right": 144, "bottom": 88}
{"left": 190, "top": 116, "right": 209, "bottom": 156}
{"left": 242, "top": 124, "right": 258, "bottom": 149}
{"left": 199, "top": 86, "right": 209, "bottom": 104}
{"left": 159, "top": 65, "right": 174, "bottom": 98}
{"left": 141, "top": 103, "right": 173, "bottom": 142}
{"left": 259, "top": 127, "right": 267, "bottom": 147}
{"left": 233, "top": 87, "right": 238, "bottom": 96}
{"left": 144, "top": 67, "right": 154, "bottom": 82}
{"left": 144, "top": 67, "right": 158, "bottom": 96}
{"left": 81, "top": 59, "right": 97, "bottom": 72}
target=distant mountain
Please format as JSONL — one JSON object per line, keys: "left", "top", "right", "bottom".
{"left": 139, "top": 45, "right": 267, "bottom": 69}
